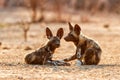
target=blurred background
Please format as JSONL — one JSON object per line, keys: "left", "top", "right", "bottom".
{"left": 0, "top": 1, "right": 120, "bottom": 79}
{"left": 0, "top": 0, "right": 120, "bottom": 49}
{"left": 0, "top": 0, "right": 120, "bottom": 47}
{"left": 0, "top": 0, "right": 120, "bottom": 23}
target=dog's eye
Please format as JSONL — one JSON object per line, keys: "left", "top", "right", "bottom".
{"left": 52, "top": 40, "right": 56, "bottom": 42}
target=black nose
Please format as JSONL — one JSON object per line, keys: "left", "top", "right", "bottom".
{"left": 56, "top": 43, "right": 60, "bottom": 46}
{"left": 57, "top": 44, "right": 60, "bottom": 46}
{"left": 55, "top": 42, "right": 60, "bottom": 47}
{"left": 55, "top": 44, "right": 59, "bottom": 48}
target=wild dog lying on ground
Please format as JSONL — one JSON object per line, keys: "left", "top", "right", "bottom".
{"left": 62, "top": 22, "right": 102, "bottom": 65}
{"left": 25, "top": 27, "right": 70, "bottom": 66}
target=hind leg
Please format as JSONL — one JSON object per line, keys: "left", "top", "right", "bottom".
{"left": 25, "top": 53, "right": 35, "bottom": 64}
{"left": 84, "top": 48, "right": 100, "bottom": 65}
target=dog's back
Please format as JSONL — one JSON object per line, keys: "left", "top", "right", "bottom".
{"left": 77, "top": 36, "right": 102, "bottom": 65}
{"left": 25, "top": 46, "right": 52, "bottom": 64}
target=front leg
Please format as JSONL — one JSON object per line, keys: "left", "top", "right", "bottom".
{"left": 76, "top": 48, "right": 84, "bottom": 65}
{"left": 76, "top": 48, "right": 82, "bottom": 59}
{"left": 63, "top": 54, "right": 77, "bottom": 62}
{"left": 46, "top": 60, "right": 59, "bottom": 66}
{"left": 62, "top": 48, "right": 82, "bottom": 62}
{"left": 46, "top": 60, "right": 70, "bottom": 66}
{"left": 76, "top": 47, "right": 85, "bottom": 61}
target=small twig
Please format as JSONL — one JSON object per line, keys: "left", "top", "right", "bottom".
{"left": 20, "top": 21, "right": 30, "bottom": 42}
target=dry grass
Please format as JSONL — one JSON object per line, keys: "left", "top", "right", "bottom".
{"left": 0, "top": 9, "right": 120, "bottom": 80}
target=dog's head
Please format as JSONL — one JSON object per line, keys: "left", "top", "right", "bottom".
{"left": 64, "top": 22, "right": 81, "bottom": 43}
{"left": 46, "top": 27, "right": 64, "bottom": 49}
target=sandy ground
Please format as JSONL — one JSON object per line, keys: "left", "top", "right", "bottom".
{"left": 0, "top": 8, "right": 120, "bottom": 80}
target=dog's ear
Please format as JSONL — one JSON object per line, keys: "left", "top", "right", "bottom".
{"left": 46, "top": 27, "right": 53, "bottom": 39}
{"left": 68, "top": 22, "right": 73, "bottom": 31}
{"left": 74, "top": 24, "right": 81, "bottom": 35}
{"left": 57, "top": 28, "right": 64, "bottom": 39}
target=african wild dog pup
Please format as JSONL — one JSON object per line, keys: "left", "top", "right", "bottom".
{"left": 62, "top": 22, "right": 102, "bottom": 65}
{"left": 25, "top": 27, "right": 70, "bottom": 66}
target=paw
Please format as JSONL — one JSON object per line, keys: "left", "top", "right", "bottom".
{"left": 63, "top": 62, "right": 71, "bottom": 66}
{"left": 76, "top": 60, "right": 82, "bottom": 66}
{"left": 56, "top": 60, "right": 65, "bottom": 63}
{"left": 53, "top": 60, "right": 70, "bottom": 66}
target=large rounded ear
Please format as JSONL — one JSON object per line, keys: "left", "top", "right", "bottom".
{"left": 57, "top": 28, "right": 64, "bottom": 39}
{"left": 74, "top": 24, "right": 81, "bottom": 35}
{"left": 46, "top": 27, "right": 53, "bottom": 39}
{"left": 68, "top": 22, "right": 73, "bottom": 31}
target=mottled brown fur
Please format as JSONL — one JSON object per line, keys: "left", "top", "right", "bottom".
{"left": 25, "top": 27, "right": 70, "bottom": 66}
{"left": 63, "top": 22, "right": 102, "bottom": 65}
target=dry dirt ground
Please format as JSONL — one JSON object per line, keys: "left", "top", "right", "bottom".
{"left": 0, "top": 8, "right": 120, "bottom": 80}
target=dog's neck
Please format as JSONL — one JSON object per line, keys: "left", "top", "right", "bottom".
{"left": 74, "top": 35, "right": 87, "bottom": 47}
{"left": 74, "top": 40, "right": 79, "bottom": 46}
{"left": 45, "top": 44, "right": 56, "bottom": 53}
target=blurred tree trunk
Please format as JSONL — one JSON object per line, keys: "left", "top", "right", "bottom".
{"left": 38, "top": 0, "right": 45, "bottom": 22}
{"left": 30, "top": 0, "right": 38, "bottom": 22}
{"left": 94, "top": 0, "right": 109, "bottom": 13}
{"left": 52, "top": 0, "right": 63, "bottom": 22}
{"left": 29, "top": 0, "right": 45, "bottom": 23}
{"left": 109, "top": 0, "right": 120, "bottom": 13}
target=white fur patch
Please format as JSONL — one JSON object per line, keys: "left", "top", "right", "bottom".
{"left": 79, "top": 34, "right": 86, "bottom": 44}
{"left": 31, "top": 55, "right": 36, "bottom": 62}
{"left": 47, "top": 60, "right": 52, "bottom": 63}
{"left": 76, "top": 60, "right": 82, "bottom": 66}
{"left": 77, "top": 48, "right": 81, "bottom": 58}
{"left": 71, "top": 31, "right": 78, "bottom": 38}
{"left": 98, "top": 52, "right": 101, "bottom": 59}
